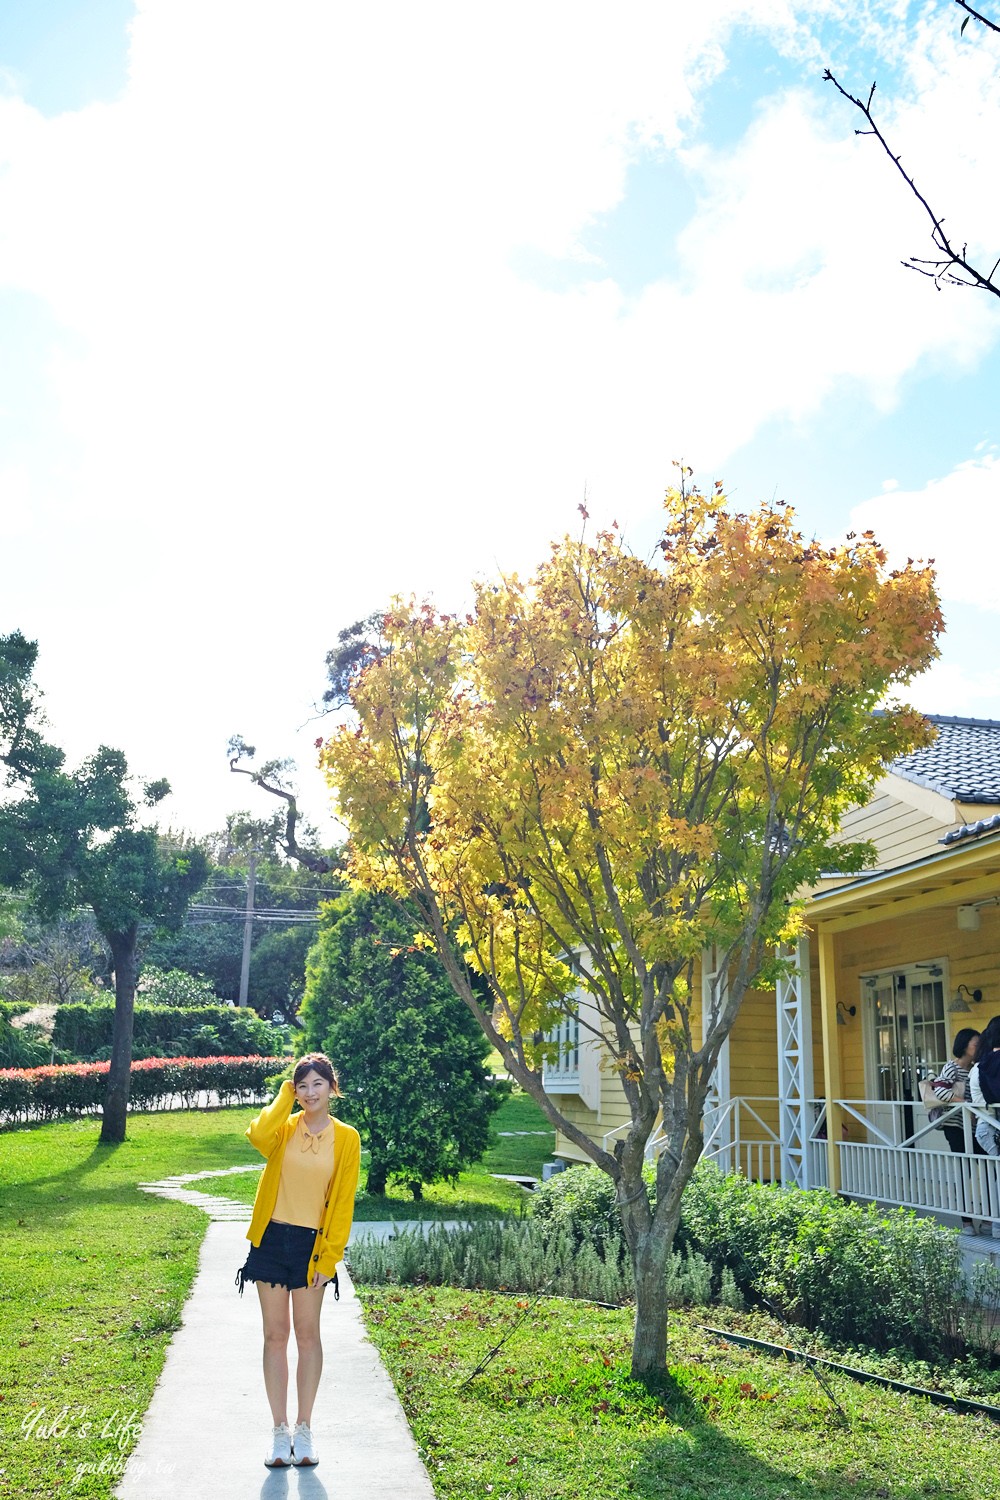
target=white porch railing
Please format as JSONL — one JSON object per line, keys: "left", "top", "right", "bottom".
{"left": 599, "top": 1098, "right": 1000, "bottom": 1231}
{"left": 702, "top": 1097, "right": 783, "bottom": 1183}
{"left": 829, "top": 1099, "right": 1000, "bottom": 1229}
{"left": 708, "top": 1096, "right": 1000, "bottom": 1231}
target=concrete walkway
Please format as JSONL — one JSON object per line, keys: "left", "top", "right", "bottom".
{"left": 116, "top": 1171, "right": 437, "bottom": 1500}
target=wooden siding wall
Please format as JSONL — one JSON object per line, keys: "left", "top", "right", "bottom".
{"left": 554, "top": 963, "right": 790, "bottom": 1161}
{"left": 728, "top": 989, "right": 779, "bottom": 1134}
{"left": 828, "top": 897, "right": 1000, "bottom": 1110}
{"left": 833, "top": 794, "right": 954, "bottom": 870}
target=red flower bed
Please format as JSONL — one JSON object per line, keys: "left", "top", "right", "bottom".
{"left": 0, "top": 1054, "right": 290, "bottom": 1125}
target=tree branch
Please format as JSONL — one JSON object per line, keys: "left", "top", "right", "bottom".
{"left": 228, "top": 749, "right": 337, "bottom": 874}
{"left": 955, "top": 0, "right": 1000, "bottom": 36}
{"left": 824, "top": 68, "right": 1000, "bottom": 300}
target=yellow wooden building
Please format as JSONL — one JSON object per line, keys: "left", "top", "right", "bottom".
{"left": 543, "top": 715, "right": 1000, "bottom": 1231}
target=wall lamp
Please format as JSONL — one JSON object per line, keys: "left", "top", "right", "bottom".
{"left": 836, "top": 1001, "right": 857, "bottom": 1026}
{"left": 958, "top": 897, "right": 999, "bottom": 932}
{"left": 950, "top": 984, "right": 984, "bottom": 1013}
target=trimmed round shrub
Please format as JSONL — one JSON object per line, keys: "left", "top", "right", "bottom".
{"left": 529, "top": 1159, "right": 656, "bottom": 1252}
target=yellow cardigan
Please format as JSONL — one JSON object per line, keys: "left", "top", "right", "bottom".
{"left": 245, "top": 1079, "right": 361, "bottom": 1282}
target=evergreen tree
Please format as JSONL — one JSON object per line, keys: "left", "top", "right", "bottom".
{"left": 300, "top": 889, "right": 505, "bottom": 1197}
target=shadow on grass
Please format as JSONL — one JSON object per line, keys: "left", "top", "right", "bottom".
{"left": 9, "top": 1134, "right": 126, "bottom": 1193}
{"left": 627, "top": 1369, "right": 854, "bottom": 1500}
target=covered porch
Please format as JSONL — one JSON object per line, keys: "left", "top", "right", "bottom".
{"left": 706, "top": 825, "right": 1000, "bottom": 1248}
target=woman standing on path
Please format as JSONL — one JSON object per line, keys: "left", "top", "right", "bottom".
{"left": 236, "top": 1052, "right": 361, "bottom": 1469}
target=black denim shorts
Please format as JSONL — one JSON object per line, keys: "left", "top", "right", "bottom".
{"left": 235, "top": 1220, "right": 320, "bottom": 1297}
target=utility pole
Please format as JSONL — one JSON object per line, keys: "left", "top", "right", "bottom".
{"left": 238, "top": 850, "right": 257, "bottom": 1008}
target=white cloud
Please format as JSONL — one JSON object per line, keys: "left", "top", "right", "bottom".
{"left": 0, "top": 1, "right": 998, "bottom": 829}
{"left": 851, "top": 453, "right": 1000, "bottom": 611}
{"left": 906, "top": 657, "right": 1000, "bottom": 720}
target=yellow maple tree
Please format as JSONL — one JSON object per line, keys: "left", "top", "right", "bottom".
{"left": 321, "top": 481, "right": 941, "bottom": 1374}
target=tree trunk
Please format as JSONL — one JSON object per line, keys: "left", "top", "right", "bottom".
{"left": 629, "top": 1225, "right": 671, "bottom": 1375}
{"left": 366, "top": 1160, "right": 388, "bottom": 1195}
{"left": 100, "top": 926, "right": 138, "bottom": 1144}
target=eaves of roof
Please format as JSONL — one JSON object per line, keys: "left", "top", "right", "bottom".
{"left": 941, "top": 811, "right": 1000, "bottom": 846}
{"left": 807, "top": 822, "right": 1000, "bottom": 929}
{"left": 890, "top": 714, "right": 1000, "bottom": 804}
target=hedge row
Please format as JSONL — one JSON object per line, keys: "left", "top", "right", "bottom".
{"left": 52, "top": 1002, "right": 277, "bottom": 1060}
{"left": 348, "top": 1218, "right": 745, "bottom": 1311}
{"left": 0, "top": 1054, "right": 289, "bottom": 1124}
{"left": 530, "top": 1161, "right": 1000, "bottom": 1362}
{"left": 0, "top": 1000, "right": 32, "bottom": 1021}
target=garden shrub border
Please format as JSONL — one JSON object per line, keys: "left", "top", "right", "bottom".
{"left": 346, "top": 1216, "right": 733, "bottom": 1309}
{"left": 528, "top": 1159, "right": 1000, "bottom": 1363}
{"left": 52, "top": 1001, "right": 278, "bottom": 1059}
{"left": 0, "top": 1000, "right": 32, "bottom": 1021}
{"left": 0, "top": 1053, "right": 290, "bottom": 1124}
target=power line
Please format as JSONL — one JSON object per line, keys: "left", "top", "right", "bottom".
{"left": 189, "top": 904, "right": 321, "bottom": 915}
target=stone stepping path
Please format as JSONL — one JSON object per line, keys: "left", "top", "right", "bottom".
{"left": 137, "top": 1165, "right": 469, "bottom": 1242}
{"left": 137, "top": 1163, "right": 260, "bottom": 1221}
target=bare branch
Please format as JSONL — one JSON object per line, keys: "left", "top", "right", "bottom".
{"left": 228, "top": 742, "right": 337, "bottom": 873}
{"left": 825, "top": 67, "right": 1000, "bottom": 301}
{"left": 955, "top": 0, "right": 1000, "bottom": 36}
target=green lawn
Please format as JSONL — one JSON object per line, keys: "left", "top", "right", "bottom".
{"left": 0, "top": 1092, "right": 554, "bottom": 1500}
{"left": 0, "top": 1109, "right": 259, "bottom": 1500}
{"left": 358, "top": 1285, "right": 998, "bottom": 1499}
{"left": 0, "top": 1090, "right": 554, "bottom": 1497}
{"left": 2, "top": 1102, "right": 994, "bottom": 1499}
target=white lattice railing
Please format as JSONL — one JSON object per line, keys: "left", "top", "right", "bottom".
{"left": 598, "top": 1097, "right": 1000, "bottom": 1230}
{"left": 702, "top": 1097, "right": 783, "bottom": 1182}
{"left": 708, "top": 1096, "right": 1000, "bottom": 1230}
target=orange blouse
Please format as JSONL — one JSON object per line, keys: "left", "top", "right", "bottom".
{"left": 272, "top": 1114, "right": 335, "bottom": 1229}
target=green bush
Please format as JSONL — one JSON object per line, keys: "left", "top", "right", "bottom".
{"left": 680, "top": 1161, "right": 988, "bottom": 1361}
{"left": 0, "top": 1016, "right": 50, "bottom": 1068}
{"left": 530, "top": 1159, "right": 997, "bottom": 1360}
{"left": 138, "top": 966, "right": 222, "bottom": 1008}
{"left": 349, "top": 1216, "right": 720, "bottom": 1309}
{"left": 52, "top": 1002, "right": 277, "bottom": 1060}
{"left": 0, "top": 1054, "right": 288, "bottom": 1124}
{"left": 0, "top": 1001, "right": 32, "bottom": 1022}
{"left": 530, "top": 1161, "right": 654, "bottom": 1251}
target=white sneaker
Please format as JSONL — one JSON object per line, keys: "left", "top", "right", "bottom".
{"left": 292, "top": 1422, "right": 318, "bottom": 1467}
{"left": 265, "top": 1423, "right": 292, "bottom": 1468}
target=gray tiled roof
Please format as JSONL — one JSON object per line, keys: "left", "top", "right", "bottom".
{"left": 941, "top": 812, "right": 1000, "bottom": 846}
{"left": 892, "top": 715, "right": 1000, "bottom": 804}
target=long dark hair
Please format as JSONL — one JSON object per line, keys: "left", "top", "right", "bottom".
{"left": 976, "top": 1015, "right": 1000, "bottom": 1055}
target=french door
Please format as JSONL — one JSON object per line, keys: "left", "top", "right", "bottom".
{"left": 864, "top": 965, "right": 949, "bottom": 1145}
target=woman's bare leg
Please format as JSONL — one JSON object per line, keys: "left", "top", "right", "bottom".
{"left": 257, "top": 1282, "right": 292, "bottom": 1425}
{"left": 291, "top": 1284, "right": 326, "bottom": 1426}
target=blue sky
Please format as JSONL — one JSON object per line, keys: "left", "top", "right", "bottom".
{"left": 0, "top": 1, "right": 998, "bottom": 836}
{"left": 1, "top": 1, "right": 131, "bottom": 113}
